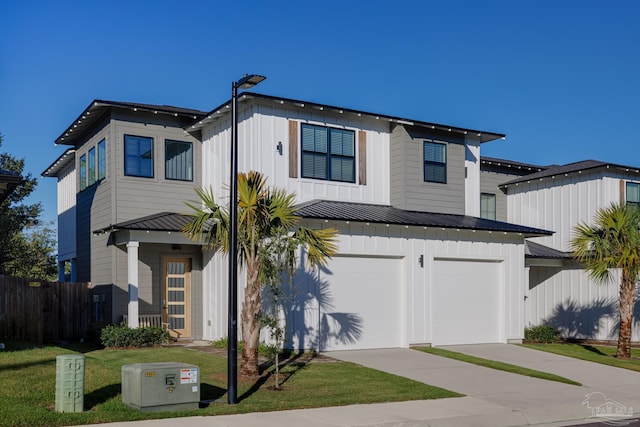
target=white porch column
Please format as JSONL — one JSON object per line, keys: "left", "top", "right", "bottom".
{"left": 127, "top": 241, "right": 140, "bottom": 328}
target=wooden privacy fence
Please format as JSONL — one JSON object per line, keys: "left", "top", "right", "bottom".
{"left": 0, "top": 276, "right": 92, "bottom": 343}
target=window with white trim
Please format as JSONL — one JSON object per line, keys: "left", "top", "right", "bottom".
{"left": 301, "top": 123, "right": 355, "bottom": 183}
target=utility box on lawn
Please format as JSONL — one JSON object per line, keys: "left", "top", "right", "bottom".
{"left": 121, "top": 362, "right": 200, "bottom": 412}
{"left": 55, "top": 354, "right": 85, "bottom": 413}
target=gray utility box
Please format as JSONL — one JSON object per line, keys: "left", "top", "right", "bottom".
{"left": 55, "top": 354, "right": 85, "bottom": 413}
{"left": 121, "top": 362, "right": 200, "bottom": 412}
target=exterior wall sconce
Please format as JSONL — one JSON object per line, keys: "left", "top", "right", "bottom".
{"left": 418, "top": 254, "right": 424, "bottom": 268}
{"left": 276, "top": 141, "right": 283, "bottom": 155}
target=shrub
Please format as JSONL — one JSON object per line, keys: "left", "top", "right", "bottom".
{"left": 524, "top": 325, "right": 560, "bottom": 343}
{"left": 100, "top": 324, "right": 170, "bottom": 348}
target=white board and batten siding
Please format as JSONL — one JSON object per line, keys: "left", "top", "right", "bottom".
{"left": 199, "top": 220, "right": 528, "bottom": 351}
{"left": 507, "top": 170, "right": 622, "bottom": 251}
{"left": 200, "top": 101, "right": 390, "bottom": 206}
{"left": 56, "top": 160, "right": 77, "bottom": 261}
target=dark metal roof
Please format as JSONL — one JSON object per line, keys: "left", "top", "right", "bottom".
{"left": 0, "top": 169, "right": 22, "bottom": 203}
{"left": 93, "top": 212, "right": 193, "bottom": 235}
{"left": 295, "top": 200, "right": 552, "bottom": 236}
{"left": 501, "top": 159, "right": 640, "bottom": 187}
{"left": 41, "top": 148, "right": 75, "bottom": 178}
{"left": 92, "top": 202, "right": 552, "bottom": 237}
{"left": 525, "top": 240, "right": 572, "bottom": 259}
{"left": 480, "top": 156, "right": 547, "bottom": 173}
{"left": 56, "top": 99, "right": 208, "bottom": 146}
{"left": 188, "top": 92, "right": 506, "bottom": 143}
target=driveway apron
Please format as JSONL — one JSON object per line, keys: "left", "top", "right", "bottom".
{"left": 327, "top": 346, "right": 640, "bottom": 425}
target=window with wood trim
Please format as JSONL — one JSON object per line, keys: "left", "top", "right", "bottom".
{"left": 626, "top": 182, "right": 640, "bottom": 207}
{"left": 424, "top": 141, "right": 446, "bottom": 183}
{"left": 301, "top": 123, "right": 355, "bottom": 183}
{"left": 480, "top": 193, "right": 496, "bottom": 220}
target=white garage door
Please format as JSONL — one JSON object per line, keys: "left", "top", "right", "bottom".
{"left": 432, "top": 259, "right": 502, "bottom": 346}
{"left": 318, "top": 256, "right": 402, "bottom": 351}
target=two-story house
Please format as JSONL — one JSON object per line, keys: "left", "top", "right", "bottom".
{"left": 42, "top": 100, "right": 208, "bottom": 338}
{"left": 181, "top": 92, "right": 549, "bottom": 350}
{"left": 44, "top": 93, "right": 552, "bottom": 349}
{"left": 499, "top": 160, "right": 640, "bottom": 342}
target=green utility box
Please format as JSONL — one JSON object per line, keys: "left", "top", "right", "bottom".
{"left": 55, "top": 354, "right": 85, "bottom": 413}
{"left": 121, "top": 362, "right": 200, "bottom": 412}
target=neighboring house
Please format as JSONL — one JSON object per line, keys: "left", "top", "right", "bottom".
{"left": 43, "top": 93, "right": 558, "bottom": 350}
{"left": 0, "top": 169, "right": 22, "bottom": 203}
{"left": 42, "top": 100, "right": 207, "bottom": 338}
{"left": 500, "top": 160, "right": 640, "bottom": 341}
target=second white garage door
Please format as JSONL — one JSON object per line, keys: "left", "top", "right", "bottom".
{"left": 431, "top": 258, "right": 502, "bottom": 346}
{"left": 318, "top": 256, "right": 402, "bottom": 351}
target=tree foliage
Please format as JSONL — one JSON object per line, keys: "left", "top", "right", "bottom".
{"left": 571, "top": 203, "right": 640, "bottom": 358}
{"left": 0, "top": 133, "right": 57, "bottom": 280}
{"left": 183, "top": 171, "right": 338, "bottom": 377}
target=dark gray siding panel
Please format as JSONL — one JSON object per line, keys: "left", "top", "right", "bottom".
{"left": 390, "top": 124, "right": 465, "bottom": 215}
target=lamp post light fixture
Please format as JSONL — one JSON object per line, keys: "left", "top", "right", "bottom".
{"left": 228, "top": 73, "right": 266, "bottom": 405}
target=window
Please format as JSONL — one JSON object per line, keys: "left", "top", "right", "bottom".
{"left": 626, "top": 182, "right": 640, "bottom": 207}
{"left": 124, "top": 135, "right": 154, "bottom": 178}
{"left": 424, "top": 141, "right": 446, "bottom": 183}
{"left": 97, "top": 139, "right": 106, "bottom": 180}
{"left": 301, "top": 123, "right": 355, "bottom": 183}
{"left": 480, "top": 193, "right": 497, "bottom": 220}
{"left": 165, "top": 140, "right": 193, "bottom": 181}
{"left": 79, "top": 154, "right": 87, "bottom": 191}
{"left": 88, "top": 147, "right": 96, "bottom": 186}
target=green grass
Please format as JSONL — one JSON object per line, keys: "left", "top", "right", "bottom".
{"left": 522, "top": 343, "right": 640, "bottom": 372}
{"left": 418, "top": 347, "right": 581, "bottom": 386}
{"left": 0, "top": 342, "right": 461, "bottom": 427}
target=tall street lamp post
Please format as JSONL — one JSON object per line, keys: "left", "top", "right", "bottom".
{"left": 228, "top": 73, "right": 266, "bottom": 404}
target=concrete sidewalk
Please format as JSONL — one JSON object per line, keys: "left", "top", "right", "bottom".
{"left": 83, "top": 345, "right": 640, "bottom": 427}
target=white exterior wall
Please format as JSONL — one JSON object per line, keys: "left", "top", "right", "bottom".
{"left": 201, "top": 101, "right": 390, "bottom": 205}
{"left": 57, "top": 160, "right": 76, "bottom": 261}
{"left": 464, "top": 138, "right": 481, "bottom": 217}
{"left": 526, "top": 265, "right": 640, "bottom": 341}
{"left": 507, "top": 170, "right": 621, "bottom": 251}
{"left": 200, "top": 222, "right": 527, "bottom": 348}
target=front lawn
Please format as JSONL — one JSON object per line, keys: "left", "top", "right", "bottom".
{"left": 522, "top": 343, "right": 640, "bottom": 372}
{"left": 418, "top": 347, "right": 581, "bottom": 386}
{"left": 0, "top": 342, "right": 460, "bottom": 427}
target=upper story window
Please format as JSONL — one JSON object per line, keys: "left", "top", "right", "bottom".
{"left": 79, "top": 154, "right": 87, "bottom": 191}
{"left": 97, "top": 139, "right": 106, "bottom": 180}
{"left": 124, "top": 135, "right": 154, "bottom": 178}
{"left": 626, "top": 182, "right": 640, "bottom": 207}
{"left": 165, "top": 140, "right": 193, "bottom": 181}
{"left": 88, "top": 147, "right": 96, "bottom": 186}
{"left": 424, "top": 141, "right": 446, "bottom": 184}
{"left": 480, "top": 193, "right": 496, "bottom": 220}
{"left": 301, "top": 123, "right": 355, "bottom": 183}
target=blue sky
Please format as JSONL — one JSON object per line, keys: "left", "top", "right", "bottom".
{"left": 1, "top": 1, "right": 638, "bottom": 226}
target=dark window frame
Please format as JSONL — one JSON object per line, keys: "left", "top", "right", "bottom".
{"left": 124, "top": 134, "right": 154, "bottom": 178}
{"left": 97, "top": 139, "right": 106, "bottom": 181}
{"left": 301, "top": 123, "right": 356, "bottom": 183}
{"left": 164, "top": 139, "right": 194, "bottom": 182}
{"left": 423, "top": 140, "right": 447, "bottom": 184}
{"left": 626, "top": 182, "right": 640, "bottom": 207}
{"left": 79, "top": 154, "right": 87, "bottom": 191}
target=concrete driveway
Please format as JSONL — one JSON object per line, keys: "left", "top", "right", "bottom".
{"left": 328, "top": 345, "right": 640, "bottom": 426}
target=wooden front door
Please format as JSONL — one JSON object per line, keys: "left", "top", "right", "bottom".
{"left": 163, "top": 258, "right": 191, "bottom": 338}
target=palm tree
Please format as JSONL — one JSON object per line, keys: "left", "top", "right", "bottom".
{"left": 571, "top": 202, "right": 640, "bottom": 359}
{"left": 183, "top": 171, "right": 338, "bottom": 377}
